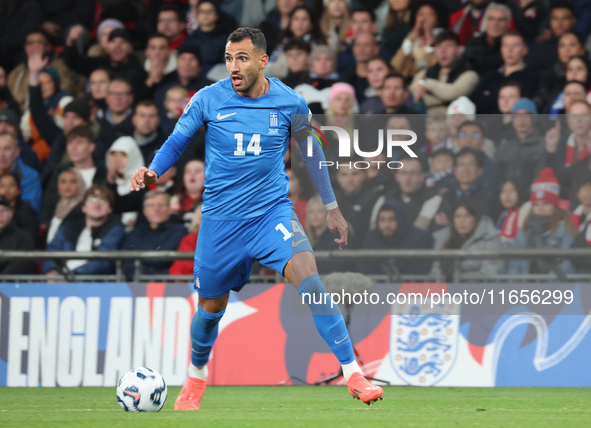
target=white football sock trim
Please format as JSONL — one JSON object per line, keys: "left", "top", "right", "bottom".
{"left": 188, "top": 363, "right": 208, "bottom": 381}
{"left": 342, "top": 360, "right": 362, "bottom": 382}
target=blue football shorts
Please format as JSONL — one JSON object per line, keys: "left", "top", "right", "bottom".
{"left": 194, "top": 200, "right": 313, "bottom": 299}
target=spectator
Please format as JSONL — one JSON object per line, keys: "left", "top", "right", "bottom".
{"left": 266, "top": 6, "right": 327, "bottom": 79}
{"left": 22, "top": 63, "right": 73, "bottom": 162}
{"left": 382, "top": 0, "right": 413, "bottom": 54}
{"left": 293, "top": 45, "right": 339, "bottom": 108}
{"left": 471, "top": 31, "right": 539, "bottom": 114}
{"left": 457, "top": 121, "right": 499, "bottom": 168}
{"left": 132, "top": 101, "right": 165, "bottom": 162}
{"left": 495, "top": 98, "right": 545, "bottom": 196}
{"left": 336, "top": 7, "right": 392, "bottom": 74}
{"left": 64, "top": 27, "right": 146, "bottom": 100}
{"left": 0, "top": 0, "right": 42, "bottom": 72}
{"left": 282, "top": 39, "right": 311, "bottom": 88}
{"left": 509, "top": 168, "right": 576, "bottom": 275}
{"left": 507, "top": 0, "right": 548, "bottom": 43}
{"left": 450, "top": 0, "right": 494, "bottom": 45}
{"left": 8, "top": 29, "right": 76, "bottom": 113}
{"left": 38, "top": 0, "right": 96, "bottom": 40}
{"left": 89, "top": 69, "right": 111, "bottom": 120}
{"left": 411, "top": 30, "right": 479, "bottom": 114}
{"left": 359, "top": 56, "right": 392, "bottom": 113}
{"left": 259, "top": 0, "right": 300, "bottom": 55}
{"left": 41, "top": 126, "right": 107, "bottom": 226}
{"left": 0, "top": 195, "right": 35, "bottom": 274}
{"left": 334, "top": 163, "right": 377, "bottom": 247}
{"left": 391, "top": 0, "right": 448, "bottom": 77}
{"left": 122, "top": 190, "right": 187, "bottom": 280}
{"left": 0, "top": 66, "right": 19, "bottom": 115}
{"left": 161, "top": 85, "right": 189, "bottom": 136}
{"left": 426, "top": 147, "right": 455, "bottom": 192}
{"left": 106, "top": 136, "right": 145, "bottom": 230}
{"left": 97, "top": 78, "right": 135, "bottom": 150}
{"left": 437, "top": 148, "right": 494, "bottom": 223}
{"left": 321, "top": 0, "right": 351, "bottom": 48}
{"left": 144, "top": 34, "right": 176, "bottom": 98}
{"left": 305, "top": 194, "right": 350, "bottom": 274}
{"left": 423, "top": 114, "right": 449, "bottom": 155}
{"left": 0, "top": 109, "right": 41, "bottom": 172}
{"left": 0, "top": 173, "right": 38, "bottom": 242}
{"left": 43, "top": 185, "right": 125, "bottom": 275}
{"left": 153, "top": 45, "right": 213, "bottom": 121}
{"left": 572, "top": 179, "right": 591, "bottom": 232}
{"left": 363, "top": 152, "right": 396, "bottom": 197}
{"left": 526, "top": 1, "right": 576, "bottom": 71}
{"left": 538, "top": 32, "right": 587, "bottom": 110}
{"left": 184, "top": 1, "right": 230, "bottom": 75}
{"left": 339, "top": 32, "right": 380, "bottom": 103}
{"left": 432, "top": 199, "right": 504, "bottom": 281}
{"left": 492, "top": 80, "right": 523, "bottom": 140}
{"left": 546, "top": 99, "right": 591, "bottom": 170}
{"left": 157, "top": 4, "right": 187, "bottom": 50}
{"left": 359, "top": 201, "right": 433, "bottom": 275}
{"left": 0, "top": 131, "right": 41, "bottom": 213}
{"left": 495, "top": 179, "right": 528, "bottom": 247}
{"left": 87, "top": 19, "right": 125, "bottom": 57}
{"left": 171, "top": 159, "right": 204, "bottom": 229}
{"left": 45, "top": 168, "right": 86, "bottom": 245}
{"left": 463, "top": 3, "right": 510, "bottom": 75}
{"left": 384, "top": 153, "right": 440, "bottom": 230}
{"left": 169, "top": 204, "right": 203, "bottom": 276}
{"left": 443, "top": 96, "right": 476, "bottom": 152}
{"left": 378, "top": 72, "right": 417, "bottom": 114}
{"left": 547, "top": 56, "right": 591, "bottom": 116}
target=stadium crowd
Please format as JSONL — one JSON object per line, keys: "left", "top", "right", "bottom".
{"left": 0, "top": 0, "right": 591, "bottom": 279}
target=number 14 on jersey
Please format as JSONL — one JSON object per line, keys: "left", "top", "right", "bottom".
{"left": 234, "top": 133, "right": 261, "bottom": 156}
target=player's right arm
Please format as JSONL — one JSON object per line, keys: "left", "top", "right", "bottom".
{"left": 130, "top": 90, "right": 206, "bottom": 192}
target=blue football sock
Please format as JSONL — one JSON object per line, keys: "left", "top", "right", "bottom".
{"left": 298, "top": 274, "right": 355, "bottom": 365}
{"left": 190, "top": 304, "right": 225, "bottom": 367}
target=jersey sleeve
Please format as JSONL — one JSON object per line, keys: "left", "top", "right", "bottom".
{"left": 148, "top": 91, "right": 206, "bottom": 177}
{"left": 292, "top": 96, "right": 337, "bottom": 209}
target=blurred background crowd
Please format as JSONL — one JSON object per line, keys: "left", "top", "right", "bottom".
{"left": 0, "top": 0, "right": 590, "bottom": 279}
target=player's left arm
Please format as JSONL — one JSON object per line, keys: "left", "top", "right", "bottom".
{"left": 292, "top": 102, "right": 348, "bottom": 249}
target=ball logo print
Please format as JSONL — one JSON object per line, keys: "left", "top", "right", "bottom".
{"left": 116, "top": 367, "right": 168, "bottom": 412}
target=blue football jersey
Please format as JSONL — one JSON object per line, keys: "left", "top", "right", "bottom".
{"left": 151, "top": 77, "right": 310, "bottom": 220}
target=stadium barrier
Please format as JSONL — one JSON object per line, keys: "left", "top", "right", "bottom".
{"left": 1, "top": 248, "right": 591, "bottom": 282}
{"left": 0, "top": 279, "right": 590, "bottom": 388}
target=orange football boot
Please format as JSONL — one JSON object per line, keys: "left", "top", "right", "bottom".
{"left": 347, "top": 372, "right": 384, "bottom": 405}
{"left": 174, "top": 376, "right": 207, "bottom": 410}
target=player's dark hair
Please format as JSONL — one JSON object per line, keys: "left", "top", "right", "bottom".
{"left": 228, "top": 27, "right": 267, "bottom": 54}
{"left": 434, "top": 30, "right": 460, "bottom": 47}
{"left": 66, "top": 126, "right": 94, "bottom": 143}
{"left": 455, "top": 147, "right": 485, "bottom": 169}
{"left": 458, "top": 120, "right": 484, "bottom": 135}
{"left": 158, "top": 3, "right": 185, "bottom": 22}
{"left": 398, "top": 152, "right": 429, "bottom": 173}
{"left": 351, "top": 6, "right": 376, "bottom": 22}
{"left": 284, "top": 38, "right": 312, "bottom": 54}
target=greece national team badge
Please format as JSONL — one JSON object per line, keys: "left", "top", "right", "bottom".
{"left": 269, "top": 111, "right": 279, "bottom": 134}
{"left": 390, "top": 295, "right": 459, "bottom": 386}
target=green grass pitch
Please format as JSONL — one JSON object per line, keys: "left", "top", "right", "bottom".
{"left": 1, "top": 386, "right": 590, "bottom": 427}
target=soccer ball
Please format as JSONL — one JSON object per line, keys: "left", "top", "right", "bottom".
{"left": 116, "top": 367, "right": 168, "bottom": 412}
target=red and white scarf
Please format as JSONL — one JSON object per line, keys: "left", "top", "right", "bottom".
{"left": 565, "top": 133, "right": 588, "bottom": 166}
{"left": 571, "top": 204, "right": 591, "bottom": 232}
{"left": 500, "top": 209, "right": 520, "bottom": 244}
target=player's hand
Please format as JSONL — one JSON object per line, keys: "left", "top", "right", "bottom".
{"left": 130, "top": 167, "right": 158, "bottom": 191}
{"left": 326, "top": 207, "right": 348, "bottom": 250}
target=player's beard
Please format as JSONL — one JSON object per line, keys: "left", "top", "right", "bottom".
{"left": 233, "top": 69, "right": 260, "bottom": 95}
